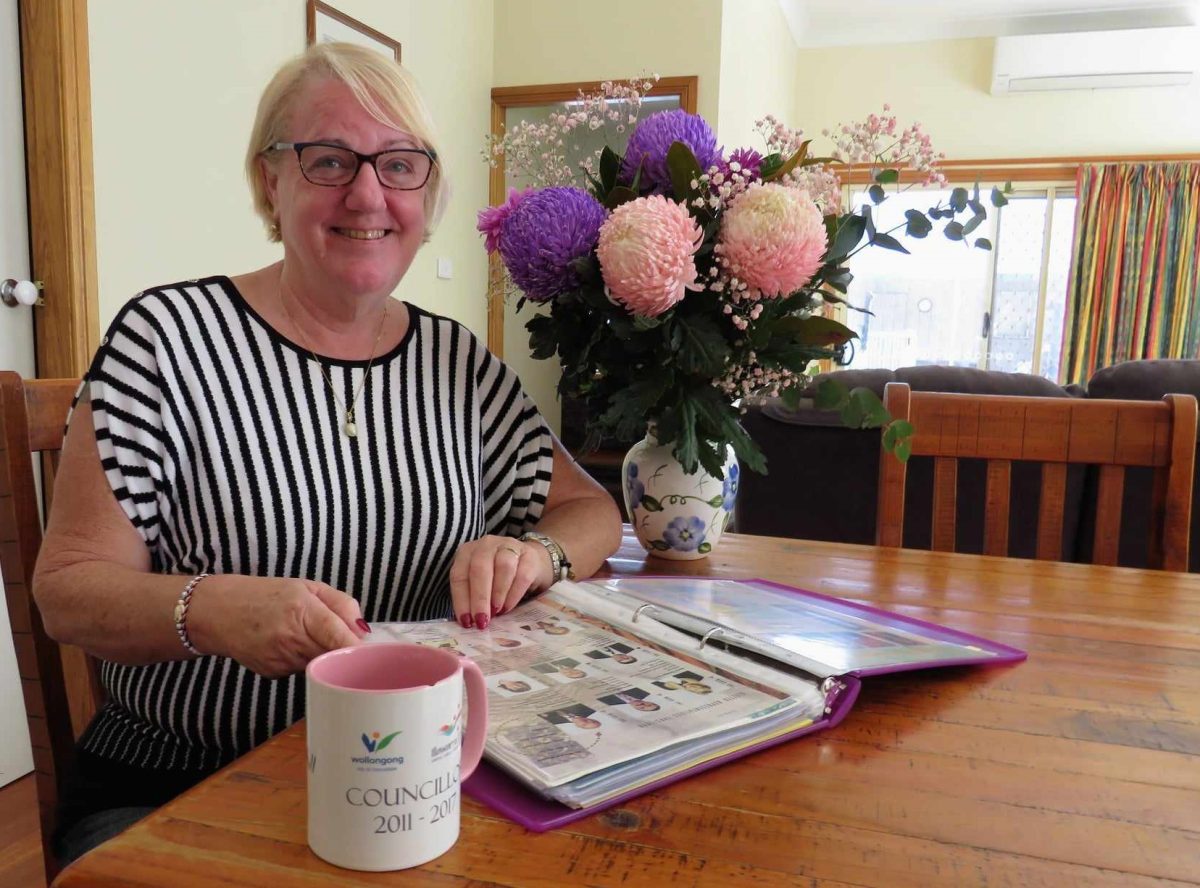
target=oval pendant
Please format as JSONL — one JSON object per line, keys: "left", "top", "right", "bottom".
{"left": 344, "top": 421, "right": 357, "bottom": 438}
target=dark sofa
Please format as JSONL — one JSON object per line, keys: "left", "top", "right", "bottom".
{"left": 735, "top": 360, "right": 1200, "bottom": 572}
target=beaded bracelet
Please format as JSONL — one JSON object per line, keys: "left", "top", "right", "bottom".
{"left": 173, "top": 573, "right": 211, "bottom": 655}
{"left": 519, "top": 532, "right": 575, "bottom": 584}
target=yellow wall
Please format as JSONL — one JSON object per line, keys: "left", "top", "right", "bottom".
{"left": 492, "top": 0, "right": 723, "bottom": 122}
{"left": 791, "top": 37, "right": 1200, "bottom": 160}
{"left": 717, "top": 0, "right": 799, "bottom": 150}
{"left": 88, "top": 0, "right": 495, "bottom": 334}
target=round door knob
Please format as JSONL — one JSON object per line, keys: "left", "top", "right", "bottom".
{"left": 1, "top": 279, "right": 42, "bottom": 307}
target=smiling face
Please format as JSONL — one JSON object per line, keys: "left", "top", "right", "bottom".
{"left": 261, "top": 77, "right": 428, "bottom": 302}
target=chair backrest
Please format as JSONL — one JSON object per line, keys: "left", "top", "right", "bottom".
{"left": 0, "top": 371, "right": 97, "bottom": 883}
{"left": 877, "top": 382, "right": 1199, "bottom": 570}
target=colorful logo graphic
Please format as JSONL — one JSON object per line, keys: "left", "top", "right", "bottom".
{"left": 361, "top": 730, "right": 401, "bottom": 753}
{"left": 438, "top": 706, "right": 462, "bottom": 737}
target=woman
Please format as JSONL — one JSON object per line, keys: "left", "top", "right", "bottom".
{"left": 32, "top": 42, "right": 621, "bottom": 862}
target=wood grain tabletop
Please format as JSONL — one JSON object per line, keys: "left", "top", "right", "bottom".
{"left": 54, "top": 530, "right": 1200, "bottom": 887}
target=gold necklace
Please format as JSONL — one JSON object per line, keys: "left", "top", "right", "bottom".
{"left": 280, "top": 291, "right": 388, "bottom": 439}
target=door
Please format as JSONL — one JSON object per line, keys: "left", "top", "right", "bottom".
{"left": 0, "top": 0, "right": 37, "bottom": 788}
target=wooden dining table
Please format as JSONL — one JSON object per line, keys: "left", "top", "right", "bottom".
{"left": 54, "top": 529, "right": 1200, "bottom": 887}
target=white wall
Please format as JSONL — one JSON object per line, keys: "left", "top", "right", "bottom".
{"left": 717, "top": 0, "right": 800, "bottom": 151}
{"left": 88, "top": 0, "right": 495, "bottom": 334}
{"left": 791, "top": 36, "right": 1200, "bottom": 159}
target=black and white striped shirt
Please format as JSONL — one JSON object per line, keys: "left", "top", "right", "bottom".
{"left": 74, "top": 276, "right": 553, "bottom": 770}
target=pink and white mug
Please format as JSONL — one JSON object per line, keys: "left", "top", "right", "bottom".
{"left": 306, "top": 642, "right": 488, "bottom": 871}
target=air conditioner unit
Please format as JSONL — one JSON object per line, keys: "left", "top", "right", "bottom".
{"left": 991, "top": 27, "right": 1198, "bottom": 94}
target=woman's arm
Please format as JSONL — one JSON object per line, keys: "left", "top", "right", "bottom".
{"left": 33, "top": 401, "right": 366, "bottom": 677}
{"left": 448, "top": 435, "right": 622, "bottom": 628}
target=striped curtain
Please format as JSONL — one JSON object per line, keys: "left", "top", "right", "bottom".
{"left": 1060, "top": 162, "right": 1200, "bottom": 383}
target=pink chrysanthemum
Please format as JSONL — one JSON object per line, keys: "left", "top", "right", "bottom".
{"left": 717, "top": 182, "right": 827, "bottom": 298}
{"left": 596, "top": 195, "right": 703, "bottom": 317}
{"left": 476, "top": 187, "right": 533, "bottom": 252}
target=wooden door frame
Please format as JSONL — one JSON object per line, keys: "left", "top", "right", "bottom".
{"left": 18, "top": 0, "right": 99, "bottom": 378}
{"left": 485, "top": 76, "right": 698, "bottom": 356}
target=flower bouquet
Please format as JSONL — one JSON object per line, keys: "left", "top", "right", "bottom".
{"left": 479, "top": 78, "right": 1004, "bottom": 484}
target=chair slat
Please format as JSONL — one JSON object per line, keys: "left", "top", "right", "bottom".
{"left": 983, "top": 460, "right": 1011, "bottom": 556}
{"left": 1036, "top": 463, "right": 1068, "bottom": 562}
{"left": 1092, "top": 464, "right": 1125, "bottom": 565}
{"left": 932, "top": 457, "right": 957, "bottom": 551}
{"left": 1162, "top": 393, "right": 1197, "bottom": 571}
{"left": 877, "top": 383, "right": 911, "bottom": 547}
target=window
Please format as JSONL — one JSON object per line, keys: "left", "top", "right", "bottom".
{"left": 842, "top": 184, "right": 1076, "bottom": 381}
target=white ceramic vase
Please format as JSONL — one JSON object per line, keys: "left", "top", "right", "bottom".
{"left": 621, "top": 426, "right": 739, "bottom": 560}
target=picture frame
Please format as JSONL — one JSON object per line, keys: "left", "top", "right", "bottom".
{"left": 306, "top": 1, "right": 401, "bottom": 63}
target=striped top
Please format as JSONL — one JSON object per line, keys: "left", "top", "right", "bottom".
{"left": 75, "top": 276, "right": 553, "bottom": 771}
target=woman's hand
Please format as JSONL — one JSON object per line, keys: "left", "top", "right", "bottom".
{"left": 448, "top": 535, "right": 552, "bottom": 629}
{"left": 188, "top": 576, "right": 369, "bottom": 678}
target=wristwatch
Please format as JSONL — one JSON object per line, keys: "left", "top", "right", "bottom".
{"left": 519, "top": 531, "right": 575, "bottom": 584}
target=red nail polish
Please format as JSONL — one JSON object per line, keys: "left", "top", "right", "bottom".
{"left": 356, "top": 618, "right": 372, "bottom": 634}
{"left": 475, "top": 612, "right": 489, "bottom": 630}
{"left": 459, "top": 613, "right": 473, "bottom": 629}
{"left": 491, "top": 603, "right": 501, "bottom": 615}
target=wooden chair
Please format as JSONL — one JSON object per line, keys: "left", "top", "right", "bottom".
{"left": 877, "top": 382, "right": 1198, "bottom": 570}
{"left": 0, "top": 371, "right": 101, "bottom": 884}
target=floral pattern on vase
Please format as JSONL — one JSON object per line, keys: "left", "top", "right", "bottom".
{"left": 621, "top": 427, "right": 737, "bottom": 560}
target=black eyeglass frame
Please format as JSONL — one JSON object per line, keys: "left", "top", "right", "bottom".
{"left": 268, "top": 141, "right": 437, "bottom": 191}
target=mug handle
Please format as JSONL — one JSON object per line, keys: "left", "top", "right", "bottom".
{"left": 458, "top": 658, "right": 488, "bottom": 779}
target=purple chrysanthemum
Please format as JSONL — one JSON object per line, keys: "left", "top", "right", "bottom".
{"left": 477, "top": 187, "right": 533, "bottom": 253}
{"left": 726, "top": 147, "right": 764, "bottom": 181}
{"left": 620, "top": 110, "right": 720, "bottom": 194}
{"left": 498, "top": 187, "right": 607, "bottom": 302}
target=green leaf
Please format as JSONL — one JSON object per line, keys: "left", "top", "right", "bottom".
{"left": 707, "top": 494, "right": 726, "bottom": 508}
{"left": 962, "top": 213, "right": 985, "bottom": 237}
{"left": 675, "top": 313, "right": 731, "bottom": 376}
{"left": 871, "top": 232, "right": 911, "bottom": 254}
{"left": 639, "top": 495, "right": 662, "bottom": 512}
{"left": 762, "top": 140, "right": 810, "bottom": 182}
{"left": 599, "top": 145, "right": 621, "bottom": 194}
{"left": 776, "top": 315, "right": 857, "bottom": 346}
{"left": 697, "top": 542, "right": 712, "bottom": 554}
{"left": 823, "top": 266, "right": 854, "bottom": 294}
{"left": 990, "top": 186, "right": 1009, "bottom": 208}
{"left": 949, "top": 187, "right": 969, "bottom": 212}
{"left": 895, "top": 438, "right": 913, "bottom": 462}
{"left": 904, "top": 209, "right": 932, "bottom": 239}
{"left": 758, "top": 152, "right": 785, "bottom": 179}
{"left": 666, "top": 141, "right": 703, "bottom": 205}
{"left": 849, "top": 388, "right": 890, "bottom": 427}
{"left": 874, "top": 168, "right": 900, "bottom": 185}
{"left": 868, "top": 183, "right": 886, "bottom": 204}
{"left": 826, "top": 215, "right": 867, "bottom": 263}
{"left": 814, "top": 377, "right": 848, "bottom": 410}
{"left": 650, "top": 539, "right": 671, "bottom": 551}
{"left": 375, "top": 731, "right": 402, "bottom": 752}
{"left": 526, "top": 314, "right": 558, "bottom": 360}
{"left": 604, "top": 185, "right": 640, "bottom": 210}
{"left": 944, "top": 221, "right": 965, "bottom": 241}
{"left": 974, "top": 237, "right": 993, "bottom": 250}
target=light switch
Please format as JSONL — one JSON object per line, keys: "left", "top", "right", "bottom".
{"left": 437, "top": 258, "right": 453, "bottom": 279}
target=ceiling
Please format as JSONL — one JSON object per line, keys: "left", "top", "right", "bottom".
{"left": 777, "top": 0, "right": 1200, "bottom": 47}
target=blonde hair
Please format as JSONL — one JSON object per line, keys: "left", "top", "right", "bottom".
{"left": 246, "top": 42, "right": 449, "bottom": 242}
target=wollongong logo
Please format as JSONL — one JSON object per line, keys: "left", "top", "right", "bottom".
{"left": 361, "top": 730, "right": 401, "bottom": 753}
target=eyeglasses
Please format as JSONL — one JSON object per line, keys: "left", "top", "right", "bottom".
{"left": 269, "top": 141, "right": 436, "bottom": 190}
